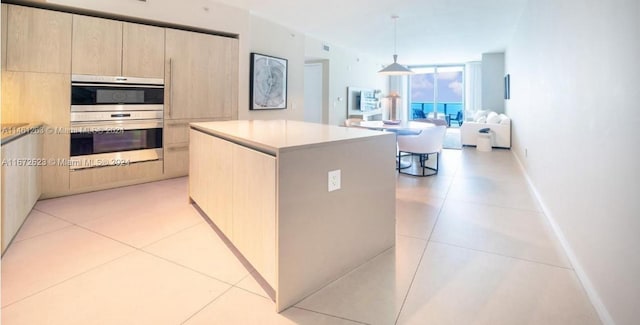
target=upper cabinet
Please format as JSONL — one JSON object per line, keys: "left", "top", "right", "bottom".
{"left": 122, "top": 23, "right": 165, "bottom": 79}
{"left": 72, "top": 15, "right": 122, "bottom": 76}
{"left": 72, "top": 15, "right": 164, "bottom": 78}
{"left": 165, "top": 29, "right": 238, "bottom": 120}
{"left": 5, "top": 5, "right": 72, "bottom": 73}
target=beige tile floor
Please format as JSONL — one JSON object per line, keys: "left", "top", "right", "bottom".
{"left": 0, "top": 148, "right": 601, "bottom": 325}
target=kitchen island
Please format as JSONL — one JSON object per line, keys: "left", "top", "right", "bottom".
{"left": 189, "top": 120, "right": 396, "bottom": 312}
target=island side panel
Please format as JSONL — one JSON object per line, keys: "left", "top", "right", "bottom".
{"left": 275, "top": 133, "right": 397, "bottom": 311}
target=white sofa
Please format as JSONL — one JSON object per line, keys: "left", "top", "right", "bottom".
{"left": 460, "top": 111, "right": 511, "bottom": 148}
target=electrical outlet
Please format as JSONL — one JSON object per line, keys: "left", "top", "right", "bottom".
{"left": 328, "top": 169, "right": 341, "bottom": 192}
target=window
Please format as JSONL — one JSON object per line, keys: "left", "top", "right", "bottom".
{"left": 409, "top": 65, "right": 464, "bottom": 123}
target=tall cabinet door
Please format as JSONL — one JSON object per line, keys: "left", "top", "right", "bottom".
{"left": 122, "top": 22, "right": 165, "bottom": 79}
{"left": 165, "top": 29, "right": 238, "bottom": 120}
{"left": 72, "top": 15, "right": 122, "bottom": 76}
{"left": 2, "top": 4, "right": 9, "bottom": 70}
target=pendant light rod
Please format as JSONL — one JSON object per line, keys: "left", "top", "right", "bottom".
{"left": 392, "top": 15, "right": 399, "bottom": 57}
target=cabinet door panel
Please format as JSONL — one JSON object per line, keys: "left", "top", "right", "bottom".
{"left": 1, "top": 132, "right": 42, "bottom": 253}
{"left": 72, "top": 15, "right": 122, "bottom": 76}
{"left": 232, "top": 145, "right": 276, "bottom": 287}
{"left": 189, "top": 130, "right": 233, "bottom": 237}
{"left": 1, "top": 71, "right": 71, "bottom": 196}
{"left": 122, "top": 22, "right": 164, "bottom": 78}
{"left": 2, "top": 4, "right": 8, "bottom": 70}
{"left": 165, "top": 29, "right": 238, "bottom": 119}
{"left": 164, "top": 120, "right": 190, "bottom": 145}
{"left": 164, "top": 144, "right": 189, "bottom": 178}
{"left": 6, "top": 5, "right": 72, "bottom": 73}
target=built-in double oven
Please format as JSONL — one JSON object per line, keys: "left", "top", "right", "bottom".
{"left": 70, "top": 75, "right": 164, "bottom": 170}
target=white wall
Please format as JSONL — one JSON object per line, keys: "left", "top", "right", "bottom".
{"left": 246, "top": 15, "right": 305, "bottom": 120}
{"left": 326, "top": 45, "right": 388, "bottom": 125}
{"left": 481, "top": 52, "right": 505, "bottom": 113}
{"left": 505, "top": 0, "right": 640, "bottom": 324}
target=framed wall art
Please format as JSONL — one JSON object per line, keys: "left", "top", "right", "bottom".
{"left": 250, "top": 53, "right": 288, "bottom": 110}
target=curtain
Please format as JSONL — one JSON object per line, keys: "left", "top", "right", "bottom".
{"left": 465, "top": 61, "right": 482, "bottom": 119}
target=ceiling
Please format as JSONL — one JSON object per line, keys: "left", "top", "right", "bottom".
{"left": 209, "top": 0, "right": 529, "bottom": 65}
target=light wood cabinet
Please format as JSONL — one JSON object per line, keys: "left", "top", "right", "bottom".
{"left": 72, "top": 15, "right": 122, "bottom": 76}
{"left": 189, "top": 128, "right": 275, "bottom": 284}
{"left": 2, "top": 4, "right": 7, "bottom": 70}
{"left": 163, "top": 144, "right": 189, "bottom": 178}
{"left": 165, "top": 29, "right": 238, "bottom": 120}
{"left": 6, "top": 5, "right": 72, "bottom": 73}
{"left": 72, "top": 16, "right": 164, "bottom": 78}
{"left": 122, "top": 22, "right": 165, "bottom": 78}
{"left": 69, "top": 160, "right": 163, "bottom": 190}
{"left": 1, "top": 72, "right": 71, "bottom": 198}
{"left": 231, "top": 144, "right": 277, "bottom": 286}
{"left": 163, "top": 119, "right": 190, "bottom": 177}
{"left": 189, "top": 129, "right": 234, "bottom": 237}
{"left": 1, "top": 130, "right": 43, "bottom": 253}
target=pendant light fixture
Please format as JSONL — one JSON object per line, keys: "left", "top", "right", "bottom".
{"left": 378, "top": 15, "right": 414, "bottom": 75}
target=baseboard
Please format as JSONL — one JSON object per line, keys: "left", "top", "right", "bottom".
{"left": 511, "top": 151, "right": 615, "bottom": 325}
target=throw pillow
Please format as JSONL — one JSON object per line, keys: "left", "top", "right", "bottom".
{"left": 499, "top": 114, "right": 511, "bottom": 125}
{"left": 476, "top": 116, "right": 487, "bottom": 123}
{"left": 486, "top": 112, "right": 501, "bottom": 124}
{"left": 473, "top": 110, "right": 489, "bottom": 121}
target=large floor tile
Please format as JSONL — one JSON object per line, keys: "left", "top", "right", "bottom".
{"left": 1, "top": 251, "right": 230, "bottom": 325}
{"left": 396, "top": 196, "right": 442, "bottom": 239}
{"left": 295, "top": 235, "right": 427, "bottom": 325}
{"left": 184, "top": 287, "right": 364, "bottom": 325}
{"left": 1, "top": 225, "right": 133, "bottom": 306}
{"left": 12, "top": 209, "right": 72, "bottom": 243}
{"left": 396, "top": 242, "right": 600, "bottom": 325}
{"left": 431, "top": 199, "right": 571, "bottom": 267}
{"left": 446, "top": 176, "right": 541, "bottom": 211}
{"left": 396, "top": 173, "right": 454, "bottom": 200}
{"left": 235, "top": 272, "right": 272, "bottom": 298}
{"left": 144, "top": 223, "right": 250, "bottom": 284}
{"left": 80, "top": 202, "right": 203, "bottom": 248}
{"left": 35, "top": 178, "right": 189, "bottom": 224}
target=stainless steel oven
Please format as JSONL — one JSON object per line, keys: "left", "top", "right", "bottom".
{"left": 70, "top": 75, "right": 164, "bottom": 170}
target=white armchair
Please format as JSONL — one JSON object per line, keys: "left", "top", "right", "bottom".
{"left": 397, "top": 126, "right": 447, "bottom": 177}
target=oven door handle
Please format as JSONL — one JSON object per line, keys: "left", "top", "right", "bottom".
{"left": 70, "top": 120, "right": 163, "bottom": 132}
{"left": 71, "top": 83, "right": 164, "bottom": 89}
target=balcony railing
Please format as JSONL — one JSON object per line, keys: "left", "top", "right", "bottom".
{"left": 410, "top": 102, "right": 463, "bottom": 119}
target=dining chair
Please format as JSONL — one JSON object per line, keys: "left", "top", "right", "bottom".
{"left": 447, "top": 111, "right": 463, "bottom": 127}
{"left": 397, "top": 125, "right": 447, "bottom": 177}
{"left": 344, "top": 118, "right": 363, "bottom": 127}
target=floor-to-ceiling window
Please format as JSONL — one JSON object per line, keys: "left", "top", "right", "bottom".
{"left": 409, "top": 65, "right": 465, "bottom": 125}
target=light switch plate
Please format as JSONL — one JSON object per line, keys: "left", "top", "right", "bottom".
{"left": 328, "top": 169, "right": 341, "bottom": 192}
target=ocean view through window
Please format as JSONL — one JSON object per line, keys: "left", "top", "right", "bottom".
{"left": 409, "top": 66, "right": 464, "bottom": 125}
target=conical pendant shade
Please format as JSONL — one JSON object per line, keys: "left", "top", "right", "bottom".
{"left": 378, "top": 16, "right": 413, "bottom": 75}
{"left": 378, "top": 54, "right": 414, "bottom": 75}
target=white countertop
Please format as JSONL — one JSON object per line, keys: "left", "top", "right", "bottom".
{"left": 190, "top": 120, "right": 394, "bottom": 154}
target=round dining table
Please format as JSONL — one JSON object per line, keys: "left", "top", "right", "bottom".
{"left": 350, "top": 120, "right": 435, "bottom": 168}
{"left": 351, "top": 120, "right": 435, "bottom": 135}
